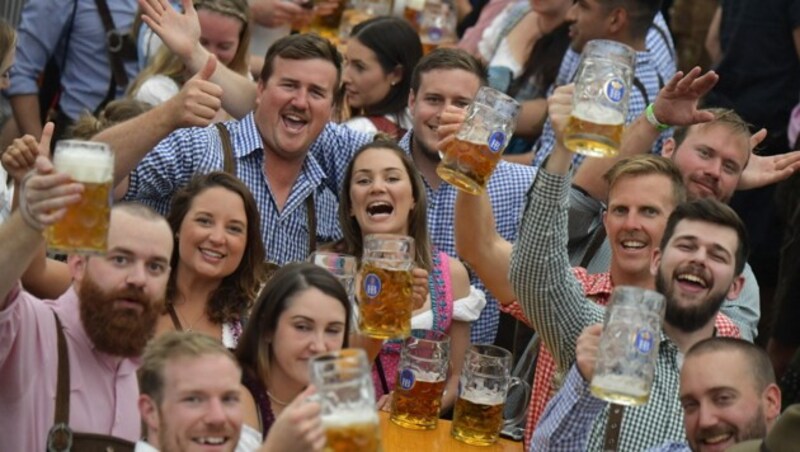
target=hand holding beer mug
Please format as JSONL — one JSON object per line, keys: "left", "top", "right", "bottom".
{"left": 590, "top": 286, "right": 666, "bottom": 406}
{"left": 309, "top": 349, "right": 381, "bottom": 452}
{"left": 44, "top": 140, "right": 114, "bottom": 254}
{"left": 564, "top": 39, "right": 635, "bottom": 158}
{"left": 451, "top": 345, "right": 530, "bottom": 446}
{"left": 359, "top": 234, "right": 415, "bottom": 339}
{"left": 390, "top": 329, "right": 451, "bottom": 430}
{"left": 437, "top": 86, "right": 520, "bottom": 194}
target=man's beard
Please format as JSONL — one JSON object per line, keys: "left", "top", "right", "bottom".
{"left": 656, "top": 267, "right": 727, "bottom": 334}
{"left": 79, "top": 273, "right": 163, "bottom": 357}
{"left": 412, "top": 133, "right": 441, "bottom": 163}
{"left": 690, "top": 405, "right": 768, "bottom": 452}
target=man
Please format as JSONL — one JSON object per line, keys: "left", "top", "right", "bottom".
{"left": 0, "top": 154, "right": 173, "bottom": 451}
{"left": 8, "top": 0, "right": 139, "bottom": 142}
{"left": 532, "top": 336, "right": 782, "bottom": 451}
{"left": 510, "top": 85, "right": 752, "bottom": 448}
{"left": 526, "top": 0, "right": 671, "bottom": 168}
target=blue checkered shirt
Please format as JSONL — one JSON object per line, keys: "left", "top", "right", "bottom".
{"left": 398, "top": 132, "right": 536, "bottom": 344}
{"left": 531, "top": 12, "right": 676, "bottom": 169}
{"left": 125, "top": 113, "right": 373, "bottom": 265}
{"left": 531, "top": 366, "right": 692, "bottom": 452}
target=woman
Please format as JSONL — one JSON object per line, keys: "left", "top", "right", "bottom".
{"left": 155, "top": 171, "right": 266, "bottom": 347}
{"left": 338, "top": 140, "right": 484, "bottom": 411}
{"left": 341, "top": 17, "right": 422, "bottom": 140}
{"left": 235, "top": 263, "right": 351, "bottom": 444}
{"left": 129, "top": 0, "right": 251, "bottom": 110}
{"left": 0, "top": 19, "right": 17, "bottom": 223}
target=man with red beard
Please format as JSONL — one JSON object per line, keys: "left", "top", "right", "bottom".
{"left": 0, "top": 154, "right": 173, "bottom": 451}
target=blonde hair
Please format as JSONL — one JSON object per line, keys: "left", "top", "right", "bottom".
{"left": 69, "top": 98, "right": 151, "bottom": 139}
{"left": 0, "top": 19, "right": 16, "bottom": 64}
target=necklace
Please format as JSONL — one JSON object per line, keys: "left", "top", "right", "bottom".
{"left": 266, "top": 390, "right": 290, "bottom": 407}
{"left": 171, "top": 302, "right": 206, "bottom": 332}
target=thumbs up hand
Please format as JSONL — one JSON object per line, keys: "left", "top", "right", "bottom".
{"left": 167, "top": 55, "right": 224, "bottom": 129}
{"left": 2, "top": 122, "right": 55, "bottom": 184}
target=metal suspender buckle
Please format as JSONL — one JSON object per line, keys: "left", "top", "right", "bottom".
{"left": 47, "top": 422, "right": 74, "bottom": 452}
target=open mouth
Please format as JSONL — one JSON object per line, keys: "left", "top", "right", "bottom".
{"left": 697, "top": 431, "right": 734, "bottom": 450}
{"left": 676, "top": 272, "right": 709, "bottom": 289}
{"left": 366, "top": 201, "right": 394, "bottom": 218}
{"left": 620, "top": 240, "right": 647, "bottom": 250}
{"left": 282, "top": 112, "right": 309, "bottom": 132}
{"left": 200, "top": 248, "right": 225, "bottom": 260}
{"left": 192, "top": 436, "right": 229, "bottom": 447}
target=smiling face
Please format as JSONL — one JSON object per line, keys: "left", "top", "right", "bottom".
{"left": 197, "top": 9, "right": 243, "bottom": 68}
{"left": 652, "top": 219, "right": 743, "bottom": 333}
{"left": 604, "top": 173, "right": 677, "bottom": 283}
{"left": 409, "top": 68, "right": 481, "bottom": 162}
{"left": 254, "top": 56, "right": 338, "bottom": 162}
{"left": 681, "top": 351, "right": 777, "bottom": 452}
{"left": 664, "top": 124, "right": 750, "bottom": 203}
{"left": 152, "top": 354, "right": 243, "bottom": 452}
{"left": 177, "top": 187, "right": 248, "bottom": 283}
{"left": 268, "top": 287, "right": 348, "bottom": 387}
{"left": 349, "top": 147, "right": 417, "bottom": 237}
{"left": 343, "top": 38, "right": 400, "bottom": 111}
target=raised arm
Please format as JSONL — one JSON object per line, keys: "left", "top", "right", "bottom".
{"left": 139, "top": 0, "right": 259, "bottom": 117}
{"left": 573, "top": 68, "right": 719, "bottom": 201}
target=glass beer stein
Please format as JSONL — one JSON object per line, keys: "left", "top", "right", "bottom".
{"left": 309, "top": 251, "right": 359, "bottom": 329}
{"left": 437, "top": 86, "right": 520, "bottom": 194}
{"left": 309, "top": 349, "right": 382, "bottom": 452}
{"left": 564, "top": 39, "right": 635, "bottom": 158}
{"left": 390, "top": 329, "right": 451, "bottom": 430}
{"left": 45, "top": 140, "right": 114, "bottom": 254}
{"left": 418, "top": 0, "right": 457, "bottom": 54}
{"left": 358, "top": 234, "right": 415, "bottom": 339}
{"left": 590, "top": 286, "right": 666, "bottom": 406}
{"left": 451, "top": 345, "right": 530, "bottom": 446}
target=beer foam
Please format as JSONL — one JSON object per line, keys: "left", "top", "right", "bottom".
{"left": 322, "top": 410, "right": 379, "bottom": 427}
{"left": 591, "top": 374, "right": 649, "bottom": 397}
{"left": 411, "top": 370, "right": 446, "bottom": 383}
{"left": 572, "top": 102, "right": 624, "bottom": 126}
{"left": 54, "top": 147, "right": 113, "bottom": 183}
{"left": 459, "top": 389, "right": 505, "bottom": 406}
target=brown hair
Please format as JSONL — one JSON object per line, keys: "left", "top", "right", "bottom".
{"left": 410, "top": 48, "right": 487, "bottom": 95}
{"left": 166, "top": 172, "right": 267, "bottom": 324}
{"left": 139, "top": 331, "right": 240, "bottom": 404}
{"left": 69, "top": 98, "right": 151, "bottom": 139}
{"left": 259, "top": 33, "right": 342, "bottom": 93}
{"left": 0, "top": 19, "right": 15, "bottom": 66}
{"left": 235, "top": 263, "right": 351, "bottom": 389}
{"left": 672, "top": 108, "right": 752, "bottom": 165}
{"left": 338, "top": 139, "right": 433, "bottom": 271}
{"left": 659, "top": 198, "right": 750, "bottom": 275}
{"left": 686, "top": 337, "right": 775, "bottom": 392}
{"left": 603, "top": 154, "right": 687, "bottom": 206}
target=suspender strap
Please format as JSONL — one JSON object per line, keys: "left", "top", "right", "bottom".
{"left": 306, "top": 195, "right": 317, "bottom": 254}
{"left": 167, "top": 304, "right": 184, "bottom": 331}
{"left": 93, "top": 0, "right": 129, "bottom": 88}
{"left": 602, "top": 403, "right": 625, "bottom": 451}
{"left": 48, "top": 313, "right": 73, "bottom": 452}
{"left": 374, "top": 356, "right": 390, "bottom": 395}
{"left": 215, "top": 123, "right": 237, "bottom": 175}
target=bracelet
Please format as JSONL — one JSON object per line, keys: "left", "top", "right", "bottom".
{"left": 645, "top": 103, "right": 670, "bottom": 131}
{"left": 18, "top": 171, "right": 47, "bottom": 232}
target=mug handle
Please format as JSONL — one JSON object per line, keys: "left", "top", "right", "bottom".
{"left": 503, "top": 377, "right": 531, "bottom": 428}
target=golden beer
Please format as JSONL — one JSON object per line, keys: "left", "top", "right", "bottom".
{"left": 390, "top": 374, "right": 446, "bottom": 429}
{"left": 45, "top": 141, "right": 114, "bottom": 254}
{"left": 451, "top": 393, "right": 506, "bottom": 446}
{"left": 590, "top": 374, "right": 650, "bottom": 406}
{"left": 358, "top": 263, "right": 413, "bottom": 339}
{"left": 323, "top": 414, "right": 381, "bottom": 452}
{"left": 437, "top": 137, "right": 499, "bottom": 194}
{"left": 563, "top": 102, "right": 625, "bottom": 158}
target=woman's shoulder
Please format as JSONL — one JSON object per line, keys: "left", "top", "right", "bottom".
{"left": 343, "top": 116, "right": 379, "bottom": 135}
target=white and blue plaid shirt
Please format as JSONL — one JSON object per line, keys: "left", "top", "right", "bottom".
{"left": 398, "top": 132, "right": 536, "bottom": 344}
{"left": 125, "top": 113, "right": 373, "bottom": 265}
{"left": 531, "top": 12, "right": 676, "bottom": 169}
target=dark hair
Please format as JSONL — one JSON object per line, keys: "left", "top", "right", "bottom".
{"left": 69, "top": 98, "right": 151, "bottom": 140}
{"left": 603, "top": 155, "right": 687, "bottom": 207}
{"left": 686, "top": 337, "right": 775, "bottom": 392}
{"left": 599, "top": 0, "right": 662, "bottom": 40}
{"left": 259, "top": 33, "right": 343, "bottom": 94}
{"left": 348, "top": 17, "right": 422, "bottom": 118}
{"left": 139, "top": 331, "right": 239, "bottom": 404}
{"left": 338, "top": 139, "right": 433, "bottom": 271}
{"left": 509, "top": 21, "right": 571, "bottom": 97}
{"left": 659, "top": 198, "right": 750, "bottom": 275}
{"left": 410, "top": 48, "right": 488, "bottom": 95}
{"left": 166, "top": 172, "right": 266, "bottom": 324}
{"left": 235, "top": 263, "right": 351, "bottom": 387}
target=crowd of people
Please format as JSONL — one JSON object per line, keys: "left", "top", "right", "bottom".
{"left": 2, "top": 0, "right": 800, "bottom": 450}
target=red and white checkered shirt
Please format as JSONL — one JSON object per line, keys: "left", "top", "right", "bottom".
{"left": 500, "top": 268, "right": 741, "bottom": 450}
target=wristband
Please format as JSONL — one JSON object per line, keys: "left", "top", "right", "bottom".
{"left": 645, "top": 103, "right": 670, "bottom": 131}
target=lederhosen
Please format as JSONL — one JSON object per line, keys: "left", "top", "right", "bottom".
{"left": 46, "top": 313, "right": 135, "bottom": 452}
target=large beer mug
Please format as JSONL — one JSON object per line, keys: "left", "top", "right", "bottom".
{"left": 358, "top": 234, "right": 415, "bottom": 339}
{"left": 590, "top": 286, "right": 666, "bottom": 406}
{"left": 45, "top": 140, "right": 114, "bottom": 254}
{"left": 437, "top": 86, "right": 520, "bottom": 195}
{"left": 418, "top": 0, "right": 457, "bottom": 55}
{"left": 451, "top": 345, "right": 530, "bottom": 446}
{"left": 309, "top": 349, "right": 381, "bottom": 452}
{"left": 564, "top": 39, "right": 635, "bottom": 157}
{"left": 390, "top": 329, "right": 451, "bottom": 430}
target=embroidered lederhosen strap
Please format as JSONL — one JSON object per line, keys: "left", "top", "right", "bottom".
{"left": 47, "top": 313, "right": 135, "bottom": 452}
{"left": 602, "top": 403, "right": 625, "bottom": 451}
